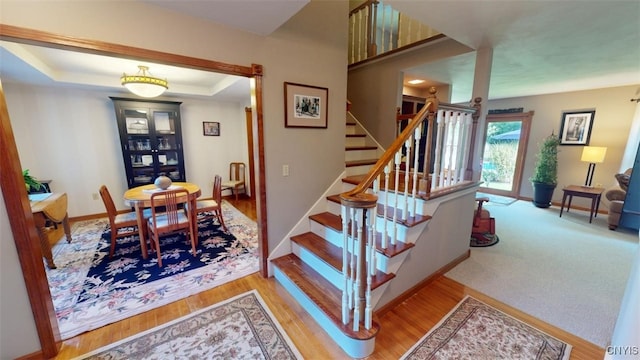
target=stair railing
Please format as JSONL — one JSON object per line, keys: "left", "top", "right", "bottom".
{"left": 339, "top": 88, "right": 480, "bottom": 331}
{"left": 349, "top": 0, "right": 441, "bottom": 66}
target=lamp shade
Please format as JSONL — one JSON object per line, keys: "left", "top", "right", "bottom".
{"left": 581, "top": 146, "right": 607, "bottom": 163}
{"left": 121, "top": 65, "right": 168, "bottom": 98}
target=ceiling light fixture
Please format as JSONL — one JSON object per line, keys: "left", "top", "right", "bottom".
{"left": 408, "top": 79, "right": 425, "bottom": 85}
{"left": 121, "top": 65, "right": 168, "bottom": 98}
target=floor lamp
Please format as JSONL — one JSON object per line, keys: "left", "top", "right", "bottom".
{"left": 581, "top": 146, "right": 607, "bottom": 187}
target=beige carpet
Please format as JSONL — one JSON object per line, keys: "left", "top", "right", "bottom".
{"left": 73, "top": 290, "right": 302, "bottom": 359}
{"left": 446, "top": 199, "right": 639, "bottom": 348}
{"left": 401, "top": 296, "right": 571, "bottom": 360}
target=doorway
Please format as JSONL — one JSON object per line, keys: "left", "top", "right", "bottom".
{"left": 0, "top": 25, "right": 267, "bottom": 358}
{"left": 479, "top": 111, "right": 533, "bottom": 198}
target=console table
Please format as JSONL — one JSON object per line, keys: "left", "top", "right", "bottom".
{"left": 29, "top": 193, "right": 72, "bottom": 269}
{"left": 559, "top": 185, "right": 604, "bottom": 223}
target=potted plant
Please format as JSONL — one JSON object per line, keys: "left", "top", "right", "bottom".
{"left": 23, "top": 169, "right": 42, "bottom": 193}
{"left": 530, "top": 133, "right": 560, "bottom": 208}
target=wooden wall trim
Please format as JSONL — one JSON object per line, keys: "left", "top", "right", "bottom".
{"left": 0, "top": 82, "right": 60, "bottom": 357}
{"left": 0, "top": 24, "right": 253, "bottom": 77}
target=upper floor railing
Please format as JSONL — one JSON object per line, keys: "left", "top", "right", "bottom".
{"left": 339, "top": 88, "right": 480, "bottom": 331}
{"left": 349, "top": 0, "right": 442, "bottom": 66}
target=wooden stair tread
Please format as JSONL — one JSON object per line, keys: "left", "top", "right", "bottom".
{"left": 346, "top": 145, "right": 377, "bottom": 151}
{"left": 346, "top": 159, "right": 378, "bottom": 167}
{"left": 326, "top": 196, "right": 432, "bottom": 227}
{"left": 309, "top": 212, "right": 415, "bottom": 257}
{"left": 310, "top": 211, "right": 342, "bottom": 231}
{"left": 342, "top": 172, "right": 430, "bottom": 197}
{"left": 291, "top": 232, "right": 396, "bottom": 290}
{"left": 376, "top": 203, "right": 432, "bottom": 227}
{"left": 272, "top": 254, "right": 380, "bottom": 340}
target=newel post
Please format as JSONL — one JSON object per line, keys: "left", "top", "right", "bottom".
{"left": 340, "top": 192, "right": 377, "bottom": 330}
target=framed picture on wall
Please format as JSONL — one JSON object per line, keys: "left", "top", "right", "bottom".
{"left": 203, "top": 121, "right": 220, "bottom": 136}
{"left": 559, "top": 110, "right": 595, "bottom": 145}
{"left": 284, "top": 82, "right": 328, "bottom": 128}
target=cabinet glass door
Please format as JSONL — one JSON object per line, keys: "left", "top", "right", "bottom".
{"left": 152, "top": 110, "right": 183, "bottom": 182}
{"left": 124, "top": 108, "right": 155, "bottom": 185}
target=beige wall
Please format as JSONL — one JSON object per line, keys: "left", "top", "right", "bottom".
{"left": 0, "top": 0, "right": 348, "bottom": 357}
{"left": 5, "top": 83, "right": 249, "bottom": 217}
{"left": 348, "top": 37, "right": 472, "bottom": 147}
{"left": 486, "top": 84, "right": 639, "bottom": 208}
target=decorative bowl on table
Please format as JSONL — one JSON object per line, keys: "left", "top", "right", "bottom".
{"left": 154, "top": 176, "right": 172, "bottom": 190}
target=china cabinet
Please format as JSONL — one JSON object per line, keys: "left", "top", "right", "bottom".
{"left": 110, "top": 97, "right": 186, "bottom": 188}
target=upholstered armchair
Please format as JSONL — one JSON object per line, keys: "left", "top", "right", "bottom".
{"left": 603, "top": 168, "right": 632, "bottom": 230}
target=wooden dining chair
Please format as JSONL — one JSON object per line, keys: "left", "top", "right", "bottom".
{"left": 192, "top": 175, "right": 228, "bottom": 233}
{"left": 221, "top": 162, "right": 246, "bottom": 201}
{"left": 147, "top": 188, "right": 196, "bottom": 267}
{"left": 99, "top": 185, "right": 150, "bottom": 258}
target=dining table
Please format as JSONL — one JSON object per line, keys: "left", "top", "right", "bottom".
{"left": 29, "top": 192, "right": 72, "bottom": 269}
{"left": 123, "top": 182, "right": 201, "bottom": 259}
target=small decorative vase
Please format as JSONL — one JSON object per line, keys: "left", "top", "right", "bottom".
{"left": 154, "top": 175, "right": 172, "bottom": 190}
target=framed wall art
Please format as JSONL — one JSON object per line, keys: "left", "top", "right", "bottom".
{"left": 284, "top": 82, "right": 328, "bottom": 128}
{"left": 203, "top": 121, "right": 220, "bottom": 136}
{"left": 559, "top": 110, "right": 595, "bottom": 145}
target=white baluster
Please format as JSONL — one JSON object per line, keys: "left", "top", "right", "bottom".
{"left": 349, "top": 207, "right": 356, "bottom": 310}
{"left": 442, "top": 110, "right": 453, "bottom": 187}
{"left": 412, "top": 124, "right": 422, "bottom": 217}
{"left": 352, "top": 208, "right": 364, "bottom": 332}
{"left": 341, "top": 205, "right": 350, "bottom": 325}
{"left": 365, "top": 208, "right": 374, "bottom": 329}
{"left": 403, "top": 138, "right": 411, "bottom": 221}
{"left": 382, "top": 164, "right": 390, "bottom": 249}
{"left": 459, "top": 113, "right": 473, "bottom": 181}
{"left": 431, "top": 110, "right": 444, "bottom": 191}
{"left": 393, "top": 151, "right": 401, "bottom": 245}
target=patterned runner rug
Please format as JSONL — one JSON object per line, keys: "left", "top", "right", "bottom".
{"left": 46, "top": 201, "right": 259, "bottom": 340}
{"left": 401, "top": 296, "right": 572, "bottom": 360}
{"left": 73, "top": 290, "right": 302, "bottom": 359}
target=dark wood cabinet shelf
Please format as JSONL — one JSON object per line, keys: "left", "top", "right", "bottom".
{"left": 110, "top": 97, "right": 186, "bottom": 188}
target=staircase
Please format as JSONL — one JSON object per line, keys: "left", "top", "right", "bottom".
{"left": 271, "top": 113, "right": 433, "bottom": 358}
{"left": 271, "top": 94, "right": 480, "bottom": 358}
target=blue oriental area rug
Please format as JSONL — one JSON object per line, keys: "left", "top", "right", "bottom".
{"left": 77, "top": 218, "right": 240, "bottom": 304}
{"left": 45, "top": 202, "right": 259, "bottom": 340}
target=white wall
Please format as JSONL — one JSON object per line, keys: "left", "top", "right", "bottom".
{"left": 486, "top": 84, "right": 640, "bottom": 208}
{"left": 5, "top": 83, "right": 248, "bottom": 216}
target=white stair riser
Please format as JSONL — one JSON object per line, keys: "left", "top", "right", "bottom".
{"left": 310, "top": 220, "right": 343, "bottom": 248}
{"left": 345, "top": 149, "right": 379, "bottom": 162}
{"left": 346, "top": 136, "right": 367, "bottom": 147}
{"left": 292, "top": 241, "right": 390, "bottom": 296}
{"left": 292, "top": 242, "right": 343, "bottom": 287}
{"left": 273, "top": 266, "right": 376, "bottom": 358}
{"left": 346, "top": 164, "right": 374, "bottom": 176}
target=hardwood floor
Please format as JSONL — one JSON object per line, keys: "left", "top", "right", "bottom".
{"left": 51, "top": 195, "right": 604, "bottom": 359}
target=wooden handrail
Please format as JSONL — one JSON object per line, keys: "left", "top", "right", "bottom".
{"left": 341, "top": 88, "right": 439, "bottom": 202}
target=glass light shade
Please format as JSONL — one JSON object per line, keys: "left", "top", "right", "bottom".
{"left": 121, "top": 66, "right": 168, "bottom": 98}
{"left": 580, "top": 146, "right": 607, "bottom": 163}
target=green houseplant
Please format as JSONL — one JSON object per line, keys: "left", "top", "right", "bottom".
{"left": 23, "top": 169, "right": 42, "bottom": 192}
{"left": 530, "top": 133, "right": 560, "bottom": 208}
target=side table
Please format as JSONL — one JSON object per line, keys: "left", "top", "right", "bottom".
{"left": 559, "top": 185, "right": 605, "bottom": 223}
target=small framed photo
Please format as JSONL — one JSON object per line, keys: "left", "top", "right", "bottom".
{"left": 559, "top": 110, "right": 595, "bottom": 145}
{"left": 284, "top": 82, "right": 328, "bottom": 128}
{"left": 203, "top": 121, "right": 220, "bottom": 136}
